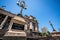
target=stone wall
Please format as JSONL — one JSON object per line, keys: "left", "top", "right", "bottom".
{"left": 3, "top": 37, "right": 26, "bottom": 40}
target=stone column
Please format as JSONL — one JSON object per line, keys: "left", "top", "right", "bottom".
{"left": 0, "top": 16, "right": 8, "bottom": 29}
{"left": 8, "top": 20, "right": 13, "bottom": 31}
{"left": 29, "top": 22, "right": 34, "bottom": 31}
{"left": 24, "top": 23, "right": 28, "bottom": 31}
{"left": 35, "top": 24, "right": 38, "bottom": 32}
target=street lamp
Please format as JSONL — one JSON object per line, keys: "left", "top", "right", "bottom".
{"left": 17, "top": 0, "right": 27, "bottom": 17}
{"left": 49, "top": 21, "right": 56, "bottom": 31}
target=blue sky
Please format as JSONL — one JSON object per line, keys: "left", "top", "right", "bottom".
{"left": 0, "top": 0, "right": 60, "bottom": 32}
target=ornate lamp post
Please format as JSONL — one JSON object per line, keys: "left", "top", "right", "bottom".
{"left": 17, "top": 0, "right": 27, "bottom": 17}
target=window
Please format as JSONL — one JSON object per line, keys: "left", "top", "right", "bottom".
{"left": 0, "top": 14, "right": 6, "bottom": 24}
{"left": 2, "top": 16, "right": 11, "bottom": 29}
{"left": 12, "top": 23, "right": 24, "bottom": 30}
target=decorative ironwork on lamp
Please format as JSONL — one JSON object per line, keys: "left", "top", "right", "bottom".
{"left": 17, "top": 0, "right": 27, "bottom": 17}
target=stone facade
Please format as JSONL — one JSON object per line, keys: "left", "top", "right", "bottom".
{"left": 0, "top": 8, "right": 60, "bottom": 40}
{"left": 0, "top": 8, "right": 39, "bottom": 40}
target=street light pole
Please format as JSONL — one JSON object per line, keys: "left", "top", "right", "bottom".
{"left": 17, "top": 0, "right": 27, "bottom": 17}
{"left": 49, "top": 21, "right": 56, "bottom": 31}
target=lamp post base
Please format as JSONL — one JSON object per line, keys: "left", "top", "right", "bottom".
{"left": 17, "top": 14, "right": 23, "bottom": 17}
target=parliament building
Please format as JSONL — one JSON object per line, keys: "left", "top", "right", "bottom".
{"left": 0, "top": 7, "right": 39, "bottom": 40}
{"left": 0, "top": 0, "right": 60, "bottom": 40}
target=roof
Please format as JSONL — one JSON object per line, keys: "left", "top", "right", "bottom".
{"left": 0, "top": 7, "right": 16, "bottom": 17}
